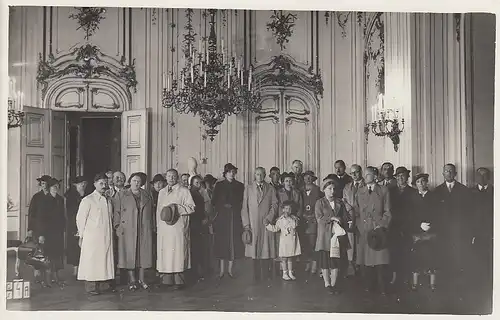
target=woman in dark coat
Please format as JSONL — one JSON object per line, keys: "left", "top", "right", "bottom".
{"left": 189, "top": 175, "right": 208, "bottom": 280}
{"left": 302, "top": 171, "right": 323, "bottom": 274}
{"left": 409, "top": 173, "right": 438, "bottom": 291}
{"left": 112, "top": 173, "right": 154, "bottom": 291}
{"left": 64, "top": 176, "right": 88, "bottom": 277}
{"left": 315, "top": 178, "right": 350, "bottom": 294}
{"left": 211, "top": 163, "right": 245, "bottom": 279}
{"left": 35, "top": 178, "right": 66, "bottom": 285}
{"left": 390, "top": 167, "right": 417, "bottom": 287}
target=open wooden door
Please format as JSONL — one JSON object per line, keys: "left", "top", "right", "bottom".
{"left": 20, "top": 107, "right": 51, "bottom": 239}
{"left": 121, "top": 109, "right": 149, "bottom": 180}
{"left": 51, "top": 111, "right": 67, "bottom": 194}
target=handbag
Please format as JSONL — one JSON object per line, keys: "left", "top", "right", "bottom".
{"left": 25, "top": 246, "right": 51, "bottom": 270}
{"left": 17, "top": 237, "right": 37, "bottom": 261}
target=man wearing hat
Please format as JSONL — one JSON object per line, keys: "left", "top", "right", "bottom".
{"left": 354, "top": 166, "right": 392, "bottom": 295}
{"left": 302, "top": 170, "right": 323, "bottom": 274}
{"left": 76, "top": 173, "right": 116, "bottom": 295}
{"left": 156, "top": 169, "right": 195, "bottom": 290}
{"left": 343, "top": 164, "right": 365, "bottom": 276}
{"left": 389, "top": 166, "right": 417, "bottom": 289}
{"left": 241, "top": 167, "right": 279, "bottom": 283}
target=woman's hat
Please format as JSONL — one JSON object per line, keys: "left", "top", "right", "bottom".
{"left": 367, "top": 227, "right": 388, "bottom": 251}
{"left": 242, "top": 229, "right": 252, "bottom": 245}
{"left": 412, "top": 173, "right": 429, "bottom": 185}
{"left": 322, "top": 176, "right": 341, "bottom": 190}
{"left": 72, "top": 176, "right": 87, "bottom": 185}
{"left": 223, "top": 163, "right": 238, "bottom": 174}
{"left": 395, "top": 166, "right": 411, "bottom": 176}
{"left": 322, "top": 173, "right": 337, "bottom": 181}
{"left": 203, "top": 174, "right": 217, "bottom": 185}
{"left": 46, "top": 178, "right": 62, "bottom": 188}
{"left": 150, "top": 173, "right": 167, "bottom": 184}
{"left": 303, "top": 170, "right": 318, "bottom": 182}
{"left": 36, "top": 175, "right": 52, "bottom": 183}
{"left": 160, "top": 204, "right": 180, "bottom": 226}
{"left": 280, "top": 171, "right": 295, "bottom": 182}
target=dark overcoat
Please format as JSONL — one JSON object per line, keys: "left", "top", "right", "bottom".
{"left": 211, "top": 179, "right": 245, "bottom": 260}
{"left": 65, "top": 188, "right": 84, "bottom": 266}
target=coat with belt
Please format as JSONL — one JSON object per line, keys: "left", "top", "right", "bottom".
{"left": 354, "top": 184, "right": 392, "bottom": 266}
{"left": 76, "top": 190, "right": 115, "bottom": 281}
{"left": 112, "top": 188, "right": 154, "bottom": 269}
{"left": 241, "top": 181, "right": 278, "bottom": 259}
{"left": 302, "top": 185, "right": 324, "bottom": 234}
{"left": 314, "top": 197, "right": 350, "bottom": 253}
{"left": 156, "top": 184, "right": 195, "bottom": 273}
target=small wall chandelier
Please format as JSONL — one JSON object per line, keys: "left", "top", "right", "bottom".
{"left": 7, "top": 77, "right": 24, "bottom": 129}
{"left": 162, "top": 9, "right": 261, "bottom": 141}
{"left": 364, "top": 94, "right": 405, "bottom": 151}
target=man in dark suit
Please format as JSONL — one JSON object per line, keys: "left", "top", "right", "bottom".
{"left": 470, "top": 167, "right": 493, "bottom": 304}
{"left": 379, "top": 162, "right": 397, "bottom": 188}
{"left": 269, "top": 167, "right": 282, "bottom": 191}
{"left": 433, "top": 163, "right": 472, "bottom": 291}
{"left": 334, "top": 160, "right": 353, "bottom": 197}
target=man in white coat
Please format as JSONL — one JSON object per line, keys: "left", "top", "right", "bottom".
{"left": 156, "top": 169, "right": 195, "bottom": 290}
{"left": 76, "top": 173, "right": 115, "bottom": 295}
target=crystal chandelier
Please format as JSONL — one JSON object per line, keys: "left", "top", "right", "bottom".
{"left": 364, "top": 94, "right": 405, "bottom": 151}
{"left": 162, "top": 9, "right": 261, "bottom": 141}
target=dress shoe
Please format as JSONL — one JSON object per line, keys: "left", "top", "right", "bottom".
{"left": 173, "top": 284, "right": 185, "bottom": 290}
{"left": 87, "top": 290, "right": 100, "bottom": 296}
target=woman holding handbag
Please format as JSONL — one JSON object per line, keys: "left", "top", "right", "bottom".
{"left": 409, "top": 173, "right": 438, "bottom": 291}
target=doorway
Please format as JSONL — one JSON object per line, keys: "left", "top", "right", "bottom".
{"left": 67, "top": 113, "right": 121, "bottom": 192}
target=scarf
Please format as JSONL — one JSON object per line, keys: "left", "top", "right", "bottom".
{"left": 330, "top": 221, "right": 346, "bottom": 258}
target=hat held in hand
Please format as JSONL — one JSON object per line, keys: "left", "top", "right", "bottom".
{"left": 367, "top": 227, "right": 388, "bottom": 251}
{"left": 160, "top": 204, "right": 180, "bottom": 226}
{"left": 242, "top": 229, "right": 252, "bottom": 245}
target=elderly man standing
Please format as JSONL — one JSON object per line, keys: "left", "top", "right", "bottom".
{"left": 76, "top": 173, "right": 116, "bottom": 295}
{"left": 156, "top": 169, "right": 195, "bottom": 290}
{"left": 354, "top": 166, "right": 391, "bottom": 295}
{"left": 343, "top": 164, "right": 365, "bottom": 276}
{"left": 291, "top": 160, "right": 305, "bottom": 191}
{"left": 433, "top": 164, "right": 472, "bottom": 292}
{"left": 241, "top": 167, "right": 279, "bottom": 283}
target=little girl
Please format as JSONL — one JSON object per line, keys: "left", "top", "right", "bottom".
{"left": 265, "top": 200, "right": 301, "bottom": 280}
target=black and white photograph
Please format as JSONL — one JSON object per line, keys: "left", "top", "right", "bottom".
{"left": 1, "top": 0, "right": 497, "bottom": 315}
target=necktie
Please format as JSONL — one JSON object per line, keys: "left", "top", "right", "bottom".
{"left": 257, "top": 184, "right": 263, "bottom": 199}
{"left": 368, "top": 186, "right": 372, "bottom": 194}
{"left": 168, "top": 186, "right": 172, "bottom": 193}
{"left": 447, "top": 184, "right": 452, "bottom": 193}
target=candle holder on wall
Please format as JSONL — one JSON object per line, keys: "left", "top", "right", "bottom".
{"left": 364, "top": 94, "right": 405, "bottom": 152}
{"left": 7, "top": 99, "right": 24, "bottom": 129}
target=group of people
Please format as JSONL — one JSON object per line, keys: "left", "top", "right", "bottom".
{"left": 26, "top": 158, "right": 493, "bottom": 298}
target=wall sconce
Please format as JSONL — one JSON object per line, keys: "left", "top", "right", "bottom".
{"left": 7, "top": 77, "right": 25, "bottom": 129}
{"left": 364, "top": 94, "right": 405, "bottom": 152}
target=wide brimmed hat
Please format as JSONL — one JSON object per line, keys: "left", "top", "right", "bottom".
{"left": 367, "top": 227, "right": 388, "bottom": 251}
{"left": 303, "top": 170, "right": 318, "bottom": 182}
{"left": 46, "top": 178, "right": 62, "bottom": 188}
{"left": 242, "top": 229, "right": 252, "bottom": 245}
{"left": 36, "top": 175, "right": 52, "bottom": 183}
{"left": 160, "top": 204, "right": 180, "bottom": 226}
{"left": 395, "top": 166, "right": 411, "bottom": 176}
{"left": 72, "top": 176, "right": 87, "bottom": 185}
{"left": 223, "top": 163, "right": 238, "bottom": 174}
{"left": 150, "top": 174, "right": 167, "bottom": 184}
{"left": 322, "top": 173, "right": 337, "bottom": 182}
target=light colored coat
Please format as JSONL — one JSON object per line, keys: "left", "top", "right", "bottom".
{"left": 241, "top": 181, "right": 278, "bottom": 259}
{"left": 112, "top": 189, "right": 154, "bottom": 269}
{"left": 354, "top": 184, "right": 392, "bottom": 266}
{"left": 76, "top": 190, "right": 115, "bottom": 281}
{"left": 343, "top": 179, "right": 365, "bottom": 261}
{"left": 156, "top": 184, "right": 195, "bottom": 273}
{"left": 266, "top": 215, "right": 301, "bottom": 257}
